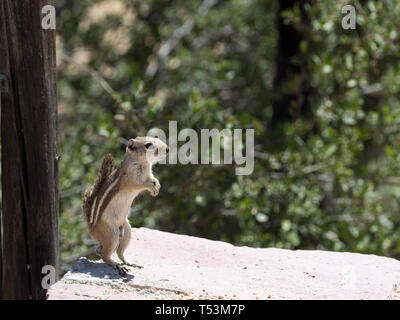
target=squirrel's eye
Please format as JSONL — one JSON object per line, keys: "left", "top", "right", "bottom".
{"left": 145, "top": 143, "right": 153, "bottom": 149}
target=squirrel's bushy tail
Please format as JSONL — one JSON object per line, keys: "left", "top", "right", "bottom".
{"left": 82, "top": 153, "right": 114, "bottom": 227}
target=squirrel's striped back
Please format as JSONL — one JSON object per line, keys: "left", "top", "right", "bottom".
{"left": 82, "top": 153, "right": 114, "bottom": 227}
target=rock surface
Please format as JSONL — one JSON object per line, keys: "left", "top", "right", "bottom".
{"left": 48, "top": 227, "right": 400, "bottom": 300}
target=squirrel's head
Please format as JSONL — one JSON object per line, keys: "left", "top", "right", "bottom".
{"left": 126, "top": 136, "right": 169, "bottom": 164}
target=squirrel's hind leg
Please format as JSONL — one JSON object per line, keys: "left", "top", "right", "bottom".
{"left": 93, "top": 222, "right": 129, "bottom": 276}
{"left": 117, "top": 220, "right": 143, "bottom": 269}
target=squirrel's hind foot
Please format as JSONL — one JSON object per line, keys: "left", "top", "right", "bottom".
{"left": 114, "top": 264, "right": 129, "bottom": 277}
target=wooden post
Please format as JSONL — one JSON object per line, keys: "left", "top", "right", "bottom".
{"left": 0, "top": 74, "right": 9, "bottom": 300}
{"left": 0, "top": 0, "right": 58, "bottom": 299}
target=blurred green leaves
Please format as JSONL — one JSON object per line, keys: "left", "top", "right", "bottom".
{"left": 54, "top": 0, "right": 400, "bottom": 271}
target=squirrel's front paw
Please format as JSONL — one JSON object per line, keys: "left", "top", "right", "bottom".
{"left": 149, "top": 178, "right": 160, "bottom": 197}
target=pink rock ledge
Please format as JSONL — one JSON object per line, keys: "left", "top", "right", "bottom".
{"left": 48, "top": 227, "right": 400, "bottom": 300}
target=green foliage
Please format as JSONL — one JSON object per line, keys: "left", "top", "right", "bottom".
{"left": 55, "top": 0, "right": 400, "bottom": 271}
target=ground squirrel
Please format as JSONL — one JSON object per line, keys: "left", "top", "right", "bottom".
{"left": 82, "top": 137, "right": 169, "bottom": 275}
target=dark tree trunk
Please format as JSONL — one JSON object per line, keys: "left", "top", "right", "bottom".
{"left": 0, "top": 182, "right": 2, "bottom": 300}
{"left": 272, "top": 0, "right": 311, "bottom": 126}
{"left": 0, "top": 0, "right": 58, "bottom": 300}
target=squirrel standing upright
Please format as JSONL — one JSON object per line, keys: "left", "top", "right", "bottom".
{"left": 82, "top": 137, "right": 168, "bottom": 275}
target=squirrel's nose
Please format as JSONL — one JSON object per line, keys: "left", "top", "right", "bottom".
{"left": 166, "top": 147, "right": 169, "bottom": 154}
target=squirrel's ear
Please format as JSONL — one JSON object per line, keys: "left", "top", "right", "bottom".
{"left": 127, "top": 139, "right": 135, "bottom": 147}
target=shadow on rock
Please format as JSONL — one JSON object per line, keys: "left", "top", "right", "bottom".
{"left": 71, "top": 257, "right": 135, "bottom": 281}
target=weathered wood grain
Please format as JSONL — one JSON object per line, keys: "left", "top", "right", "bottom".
{"left": 0, "top": 0, "right": 58, "bottom": 300}
{"left": 0, "top": 73, "right": 10, "bottom": 301}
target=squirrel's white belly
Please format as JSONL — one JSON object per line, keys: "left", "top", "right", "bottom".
{"left": 101, "top": 189, "right": 141, "bottom": 227}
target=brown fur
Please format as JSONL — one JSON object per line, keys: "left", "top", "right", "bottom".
{"left": 82, "top": 153, "right": 114, "bottom": 226}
